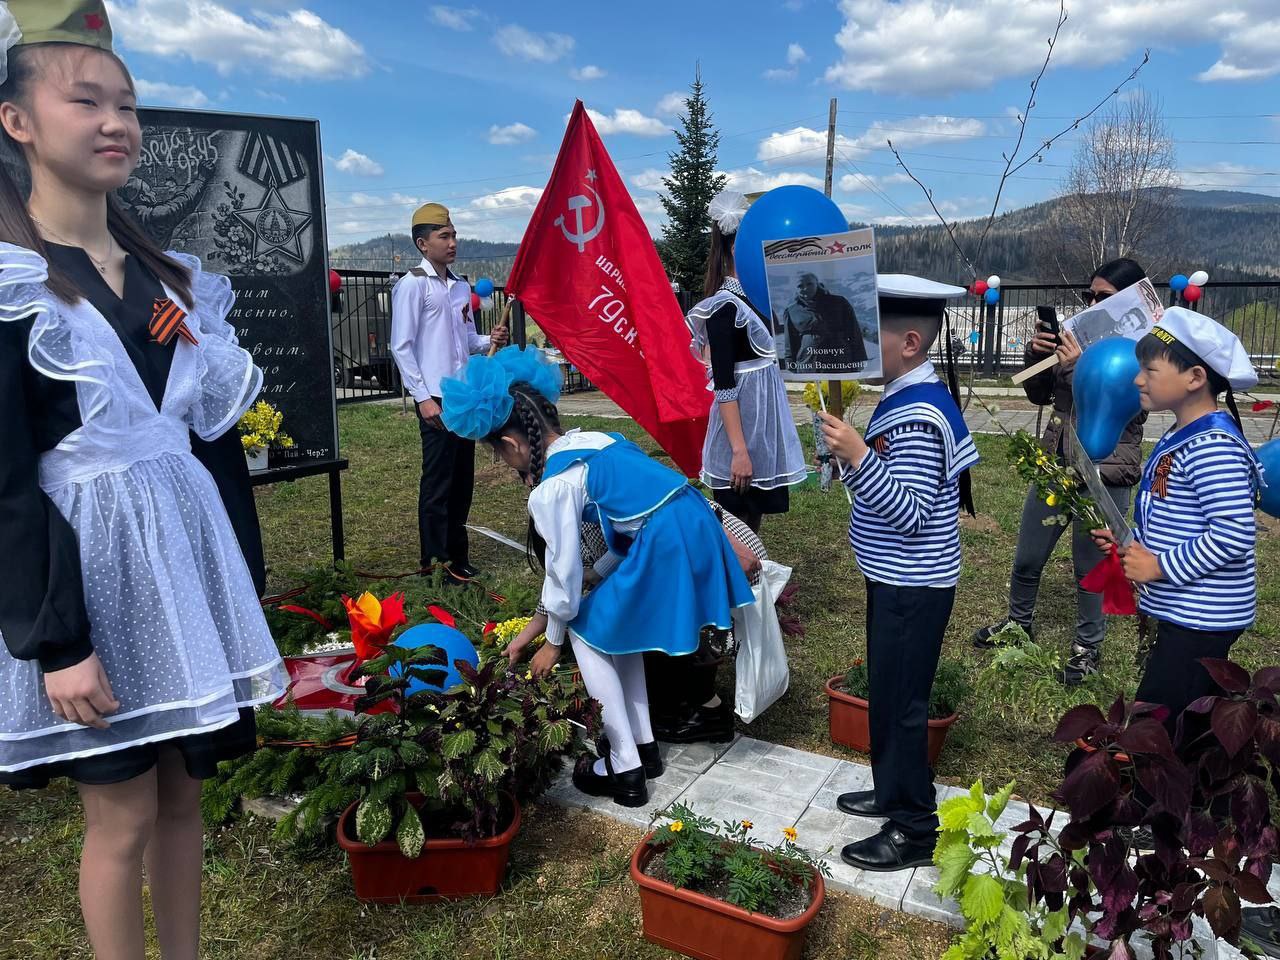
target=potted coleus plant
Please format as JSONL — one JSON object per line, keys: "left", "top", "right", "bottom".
{"left": 237, "top": 399, "right": 294, "bottom": 472}
{"left": 332, "top": 641, "right": 599, "bottom": 903}
{"left": 632, "top": 803, "right": 829, "bottom": 960}
{"left": 938, "top": 658, "right": 1280, "bottom": 960}
{"left": 827, "top": 658, "right": 970, "bottom": 766}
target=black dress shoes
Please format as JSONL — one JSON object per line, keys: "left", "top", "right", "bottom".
{"left": 572, "top": 753, "right": 648, "bottom": 807}
{"left": 841, "top": 825, "right": 935, "bottom": 872}
{"left": 836, "top": 789, "right": 884, "bottom": 818}
{"left": 595, "top": 736, "right": 664, "bottom": 779}
{"left": 653, "top": 702, "right": 735, "bottom": 744}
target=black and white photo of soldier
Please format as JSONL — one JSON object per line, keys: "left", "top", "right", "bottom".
{"left": 780, "top": 272, "right": 868, "bottom": 368}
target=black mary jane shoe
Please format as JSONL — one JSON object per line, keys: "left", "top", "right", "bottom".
{"left": 840, "top": 825, "right": 935, "bottom": 872}
{"left": 450, "top": 562, "right": 481, "bottom": 580}
{"left": 572, "top": 754, "right": 648, "bottom": 808}
{"left": 594, "top": 735, "right": 664, "bottom": 779}
{"left": 836, "top": 789, "right": 884, "bottom": 818}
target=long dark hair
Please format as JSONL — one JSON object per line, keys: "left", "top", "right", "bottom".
{"left": 485, "top": 383, "right": 563, "bottom": 570}
{"left": 0, "top": 43, "right": 192, "bottom": 305}
{"left": 1092, "top": 257, "right": 1146, "bottom": 291}
{"left": 702, "top": 222, "right": 735, "bottom": 298}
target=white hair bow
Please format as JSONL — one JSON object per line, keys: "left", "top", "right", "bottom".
{"left": 708, "top": 190, "right": 749, "bottom": 235}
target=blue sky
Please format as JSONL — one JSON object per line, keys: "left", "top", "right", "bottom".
{"left": 107, "top": 0, "right": 1280, "bottom": 246}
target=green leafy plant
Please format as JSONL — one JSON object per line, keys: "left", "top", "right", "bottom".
{"left": 262, "top": 561, "right": 361, "bottom": 657}
{"left": 840, "top": 658, "right": 972, "bottom": 720}
{"left": 934, "top": 780, "right": 1086, "bottom": 960}
{"left": 646, "top": 803, "right": 830, "bottom": 917}
{"left": 1008, "top": 429, "right": 1105, "bottom": 530}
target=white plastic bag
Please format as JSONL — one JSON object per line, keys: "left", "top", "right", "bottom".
{"left": 733, "top": 560, "right": 793, "bottom": 723}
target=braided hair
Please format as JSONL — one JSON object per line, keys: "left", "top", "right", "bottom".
{"left": 485, "top": 382, "right": 563, "bottom": 569}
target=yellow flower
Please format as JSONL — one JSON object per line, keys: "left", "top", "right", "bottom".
{"left": 741, "top": 820, "right": 754, "bottom": 830}
{"left": 1046, "top": 493, "right": 1058, "bottom": 507}
{"left": 670, "top": 820, "right": 684, "bottom": 833}
{"left": 782, "top": 826, "right": 798, "bottom": 842}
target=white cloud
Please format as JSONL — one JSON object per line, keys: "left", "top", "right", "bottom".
{"left": 430, "top": 5, "right": 480, "bottom": 31}
{"left": 571, "top": 64, "right": 607, "bottom": 81}
{"left": 109, "top": 0, "right": 369, "bottom": 80}
{"left": 763, "top": 68, "right": 798, "bottom": 82}
{"left": 757, "top": 117, "right": 985, "bottom": 167}
{"left": 255, "top": 88, "right": 288, "bottom": 103}
{"left": 630, "top": 168, "right": 668, "bottom": 192}
{"left": 1180, "top": 162, "right": 1279, "bottom": 192}
{"left": 655, "top": 92, "right": 688, "bottom": 117}
{"left": 488, "top": 122, "right": 538, "bottom": 146}
{"left": 495, "top": 24, "right": 574, "bottom": 62}
{"left": 722, "top": 167, "right": 825, "bottom": 193}
{"left": 580, "top": 107, "right": 669, "bottom": 137}
{"left": 823, "top": 0, "right": 1280, "bottom": 94}
{"left": 333, "top": 149, "right": 384, "bottom": 177}
{"left": 135, "top": 78, "right": 210, "bottom": 108}
{"left": 787, "top": 42, "right": 809, "bottom": 65}
{"left": 450, "top": 185, "right": 546, "bottom": 242}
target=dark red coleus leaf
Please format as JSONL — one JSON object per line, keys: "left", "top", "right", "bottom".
{"left": 1230, "top": 779, "right": 1269, "bottom": 847}
{"left": 1235, "top": 869, "right": 1274, "bottom": 905}
{"left": 1254, "top": 666, "right": 1280, "bottom": 693}
{"left": 1200, "top": 658, "right": 1251, "bottom": 694}
{"left": 1184, "top": 812, "right": 1218, "bottom": 857}
{"left": 1054, "top": 703, "right": 1107, "bottom": 743}
{"left": 1108, "top": 695, "right": 1127, "bottom": 725}
{"left": 1010, "top": 832, "right": 1031, "bottom": 871}
{"left": 1171, "top": 881, "right": 1200, "bottom": 913}
{"left": 1055, "top": 747, "right": 1121, "bottom": 820}
{"left": 1203, "top": 885, "right": 1242, "bottom": 942}
{"left": 1117, "top": 718, "right": 1176, "bottom": 759}
{"left": 1135, "top": 756, "right": 1192, "bottom": 819}
{"left": 1212, "top": 699, "right": 1259, "bottom": 757}
{"left": 1256, "top": 717, "right": 1280, "bottom": 766}
{"left": 1107, "top": 939, "right": 1136, "bottom": 960}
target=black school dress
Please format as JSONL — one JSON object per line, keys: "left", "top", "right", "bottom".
{"left": 0, "top": 245, "right": 267, "bottom": 788}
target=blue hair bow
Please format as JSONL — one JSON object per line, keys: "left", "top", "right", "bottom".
{"left": 440, "top": 346, "right": 562, "bottom": 439}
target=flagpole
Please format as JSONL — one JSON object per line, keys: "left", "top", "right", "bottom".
{"left": 489, "top": 299, "right": 517, "bottom": 357}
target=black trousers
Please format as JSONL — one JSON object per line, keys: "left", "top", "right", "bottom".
{"left": 1136, "top": 619, "right": 1241, "bottom": 744}
{"left": 644, "top": 646, "right": 719, "bottom": 720}
{"left": 866, "top": 578, "right": 955, "bottom": 842}
{"left": 416, "top": 400, "right": 475, "bottom": 569}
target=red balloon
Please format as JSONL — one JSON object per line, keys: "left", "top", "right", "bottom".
{"left": 470, "top": 293, "right": 483, "bottom": 312}
{"left": 973, "top": 280, "right": 989, "bottom": 296}
{"left": 329, "top": 269, "right": 342, "bottom": 294}
{"left": 1184, "top": 284, "right": 1202, "bottom": 303}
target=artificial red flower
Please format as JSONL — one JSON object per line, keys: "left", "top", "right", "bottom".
{"left": 1253, "top": 400, "right": 1274, "bottom": 413}
{"left": 343, "top": 591, "right": 407, "bottom": 664}
{"left": 427, "top": 605, "right": 457, "bottom": 628}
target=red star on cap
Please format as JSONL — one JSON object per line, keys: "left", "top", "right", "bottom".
{"left": 84, "top": 13, "right": 105, "bottom": 31}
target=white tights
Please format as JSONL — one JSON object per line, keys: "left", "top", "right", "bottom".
{"left": 568, "top": 632, "right": 653, "bottom": 775}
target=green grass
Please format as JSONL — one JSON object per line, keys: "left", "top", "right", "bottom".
{"left": 5, "top": 399, "right": 1279, "bottom": 959}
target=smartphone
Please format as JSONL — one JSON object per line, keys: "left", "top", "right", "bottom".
{"left": 1036, "top": 305, "right": 1060, "bottom": 343}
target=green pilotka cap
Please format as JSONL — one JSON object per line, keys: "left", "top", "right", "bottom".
{"left": 3, "top": 1, "right": 114, "bottom": 51}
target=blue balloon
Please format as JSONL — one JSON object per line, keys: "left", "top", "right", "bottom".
{"left": 984, "top": 288, "right": 1001, "bottom": 305}
{"left": 395, "top": 624, "right": 478, "bottom": 694}
{"left": 1255, "top": 440, "right": 1280, "bottom": 518}
{"left": 1169, "top": 274, "right": 1189, "bottom": 293}
{"left": 734, "top": 186, "right": 849, "bottom": 313}
{"left": 474, "top": 277, "right": 495, "bottom": 298}
{"left": 1074, "top": 337, "right": 1142, "bottom": 461}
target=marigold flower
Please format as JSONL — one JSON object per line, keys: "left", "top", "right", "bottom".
{"left": 742, "top": 820, "right": 754, "bottom": 830}
{"left": 670, "top": 820, "right": 684, "bottom": 833}
{"left": 782, "top": 826, "right": 798, "bottom": 842}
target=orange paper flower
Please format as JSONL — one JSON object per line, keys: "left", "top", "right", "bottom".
{"left": 343, "top": 591, "right": 407, "bottom": 664}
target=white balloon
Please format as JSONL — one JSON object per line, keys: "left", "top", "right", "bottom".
{"left": 987, "top": 275, "right": 1001, "bottom": 290}
{"left": 1189, "top": 270, "right": 1209, "bottom": 287}
{"left": 481, "top": 296, "right": 495, "bottom": 310}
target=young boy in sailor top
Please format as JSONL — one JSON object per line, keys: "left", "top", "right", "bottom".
{"left": 819, "top": 275, "right": 979, "bottom": 872}
{"left": 1096, "top": 306, "right": 1259, "bottom": 735}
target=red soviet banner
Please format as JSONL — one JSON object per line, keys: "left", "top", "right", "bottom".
{"left": 505, "top": 100, "right": 708, "bottom": 477}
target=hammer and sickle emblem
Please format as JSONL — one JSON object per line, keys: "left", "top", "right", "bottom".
{"left": 555, "top": 183, "right": 606, "bottom": 252}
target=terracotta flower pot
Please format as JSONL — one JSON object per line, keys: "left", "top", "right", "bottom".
{"left": 826, "top": 676, "right": 959, "bottom": 768}
{"left": 631, "top": 834, "right": 825, "bottom": 960}
{"left": 337, "top": 792, "right": 521, "bottom": 903}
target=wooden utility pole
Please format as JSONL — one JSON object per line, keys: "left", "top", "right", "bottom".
{"left": 822, "top": 97, "right": 844, "bottom": 419}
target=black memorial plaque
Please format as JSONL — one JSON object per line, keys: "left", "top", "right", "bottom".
{"left": 122, "top": 108, "right": 338, "bottom": 469}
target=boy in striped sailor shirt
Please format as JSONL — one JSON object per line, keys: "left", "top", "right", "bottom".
{"left": 1094, "top": 306, "right": 1260, "bottom": 736}
{"left": 818, "top": 275, "right": 979, "bottom": 872}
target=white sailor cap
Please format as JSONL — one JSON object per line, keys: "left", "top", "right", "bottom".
{"left": 1150, "top": 306, "right": 1257, "bottom": 391}
{"left": 877, "top": 274, "right": 967, "bottom": 321}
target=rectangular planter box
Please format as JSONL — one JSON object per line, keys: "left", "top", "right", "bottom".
{"left": 337, "top": 793, "right": 521, "bottom": 903}
{"left": 826, "top": 675, "right": 958, "bottom": 768}
{"left": 631, "top": 835, "right": 824, "bottom": 960}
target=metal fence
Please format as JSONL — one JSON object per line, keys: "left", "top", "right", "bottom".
{"left": 942, "top": 281, "right": 1280, "bottom": 382}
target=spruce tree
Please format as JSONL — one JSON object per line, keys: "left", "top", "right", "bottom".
{"left": 658, "top": 66, "right": 727, "bottom": 295}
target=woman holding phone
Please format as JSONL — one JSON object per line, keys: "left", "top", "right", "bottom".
{"left": 971, "top": 257, "right": 1148, "bottom": 686}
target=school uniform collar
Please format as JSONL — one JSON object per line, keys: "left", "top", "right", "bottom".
{"left": 882, "top": 360, "right": 938, "bottom": 399}
{"left": 417, "top": 257, "right": 461, "bottom": 282}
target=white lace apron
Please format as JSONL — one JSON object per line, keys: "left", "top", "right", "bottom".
{"left": 0, "top": 243, "right": 286, "bottom": 772}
